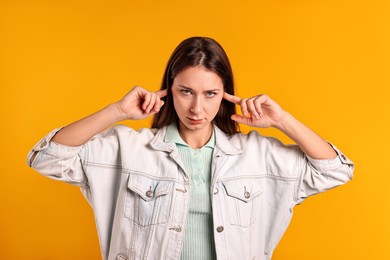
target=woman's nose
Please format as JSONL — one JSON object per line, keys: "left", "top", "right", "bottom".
{"left": 190, "top": 96, "right": 202, "bottom": 114}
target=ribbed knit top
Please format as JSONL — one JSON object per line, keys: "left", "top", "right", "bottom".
{"left": 165, "top": 124, "right": 217, "bottom": 260}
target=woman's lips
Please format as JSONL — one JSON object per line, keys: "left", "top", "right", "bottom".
{"left": 187, "top": 118, "right": 203, "bottom": 125}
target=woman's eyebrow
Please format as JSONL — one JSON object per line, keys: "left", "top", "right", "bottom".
{"left": 177, "top": 84, "right": 222, "bottom": 92}
{"left": 177, "top": 84, "right": 192, "bottom": 90}
{"left": 205, "top": 89, "right": 222, "bottom": 92}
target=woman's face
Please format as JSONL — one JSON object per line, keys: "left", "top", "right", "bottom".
{"left": 171, "top": 66, "right": 224, "bottom": 136}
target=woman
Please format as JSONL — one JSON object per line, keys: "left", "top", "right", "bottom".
{"left": 28, "top": 37, "right": 354, "bottom": 260}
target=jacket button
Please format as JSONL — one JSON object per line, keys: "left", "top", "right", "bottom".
{"left": 116, "top": 253, "right": 128, "bottom": 260}
{"left": 169, "top": 227, "right": 182, "bottom": 232}
{"left": 213, "top": 187, "right": 219, "bottom": 195}
{"left": 216, "top": 226, "right": 224, "bottom": 233}
{"left": 146, "top": 190, "right": 154, "bottom": 197}
{"left": 40, "top": 140, "right": 47, "bottom": 148}
{"left": 244, "top": 191, "right": 251, "bottom": 199}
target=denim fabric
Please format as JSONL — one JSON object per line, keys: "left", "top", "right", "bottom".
{"left": 27, "top": 124, "right": 354, "bottom": 260}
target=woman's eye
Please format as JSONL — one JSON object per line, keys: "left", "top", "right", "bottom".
{"left": 180, "top": 89, "right": 191, "bottom": 95}
{"left": 206, "top": 92, "right": 216, "bottom": 97}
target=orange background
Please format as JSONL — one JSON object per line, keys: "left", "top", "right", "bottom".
{"left": 1, "top": 0, "right": 389, "bottom": 259}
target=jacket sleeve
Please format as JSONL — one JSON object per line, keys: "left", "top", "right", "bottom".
{"left": 27, "top": 128, "right": 88, "bottom": 188}
{"left": 295, "top": 143, "right": 354, "bottom": 204}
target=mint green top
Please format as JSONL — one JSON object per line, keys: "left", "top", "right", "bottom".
{"left": 165, "top": 124, "right": 217, "bottom": 260}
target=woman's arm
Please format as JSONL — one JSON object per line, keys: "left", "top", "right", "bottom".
{"left": 52, "top": 86, "right": 167, "bottom": 146}
{"left": 223, "top": 93, "right": 336, "bottom": 159}
{"left": 273, "top": 112, "right": 336, "bottom": 159}
{"left": 29, "top": 86, "right": 166, "bottom": 165}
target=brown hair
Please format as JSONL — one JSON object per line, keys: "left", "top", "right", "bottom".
{"left": 152, "top": 36, "right": 239, "bottom": 135}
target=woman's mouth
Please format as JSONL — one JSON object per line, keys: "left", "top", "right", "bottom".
{"left": 187, "top": 118, "right": 203, "bottom": 125}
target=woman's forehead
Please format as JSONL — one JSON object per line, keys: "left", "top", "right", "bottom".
{"left": 173, "top": 66, "right": 223, "bottom": 90}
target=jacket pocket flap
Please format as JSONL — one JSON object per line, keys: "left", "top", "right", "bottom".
{"left": 127, "top": 174, "right": 174, "bottom": 201}
{"left": 222, "top": 178, "right": 263, "bottom": 202}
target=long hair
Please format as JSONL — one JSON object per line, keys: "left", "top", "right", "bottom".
{"left": 152, "top": 36, "right": 239, "bottom": 135}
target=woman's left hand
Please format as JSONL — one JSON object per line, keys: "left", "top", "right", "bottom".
{"left": 223, "top": 92, "right": 287, "bottom": 128}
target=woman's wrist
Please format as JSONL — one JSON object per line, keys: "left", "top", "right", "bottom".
{"left": 271, "top": 111, "right": 292, "bottom": 131}
{"left": 109, "top": 102, "right": 128, "bottom": 123}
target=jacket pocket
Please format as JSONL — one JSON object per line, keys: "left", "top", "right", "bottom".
{"left": 125, "top": 173, "right": 174, "bottom": 227}
{"left": 221, "top": 178, "right": 263, "bottom": 227}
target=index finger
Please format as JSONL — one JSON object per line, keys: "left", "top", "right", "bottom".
{"left": 223, "top": 92, "right": 241, "bottom": 104}
{"left": 156, "top": 89, "right": 168, "bottom": 98}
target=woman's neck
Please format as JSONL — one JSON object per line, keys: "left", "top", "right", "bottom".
{"left": 177, "top": 123, "right": 213, "bottom": 149}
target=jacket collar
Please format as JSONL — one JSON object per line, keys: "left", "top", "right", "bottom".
{"left": 164, "top": 123, "right": 215, "bottom": 149}
{"left": 149, "top": 124, "right": 242, "bottom": 155}
{"left": 214, "top": 126, "right": 243, "bottom": 155}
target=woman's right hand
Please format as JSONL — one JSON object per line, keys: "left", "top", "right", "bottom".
{"left": 50, "top": 86, "right": 167, "bottom": 147}
{"left": 116, "top": 86, "right": 167, "bottom": 121}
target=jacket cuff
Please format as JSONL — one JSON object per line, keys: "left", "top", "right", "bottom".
{"left": 305, "top": 142, "right": 354, "bottom": 172}
{"left": 28, "top": 128, "right": 83, "bottom": 162}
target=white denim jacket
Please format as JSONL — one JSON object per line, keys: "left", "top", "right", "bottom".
{"left": 27, "top": 124, "right": 354, "bottom": 260}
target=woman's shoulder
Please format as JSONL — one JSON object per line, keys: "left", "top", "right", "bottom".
{"left": 103, "top": 124, "right": 159, "bottom": 136}
{"left": 229, "top": 130, "right": 298, "bottom": 151}
{"left": 229, "top": 130, "right": 271, "bottom": 142}
{"left": 87, "top": 124, "right": 162, "bottom": 146}
{"left": 84, "top": 125, "right": 165, "bottom": 161}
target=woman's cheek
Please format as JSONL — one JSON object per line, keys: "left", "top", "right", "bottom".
{"left": 210, "top": 98, "right": 223, "bottom": 114}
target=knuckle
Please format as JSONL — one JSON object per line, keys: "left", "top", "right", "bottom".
{"left": 260, "top": 94, "right": 268, "bottom": 100}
